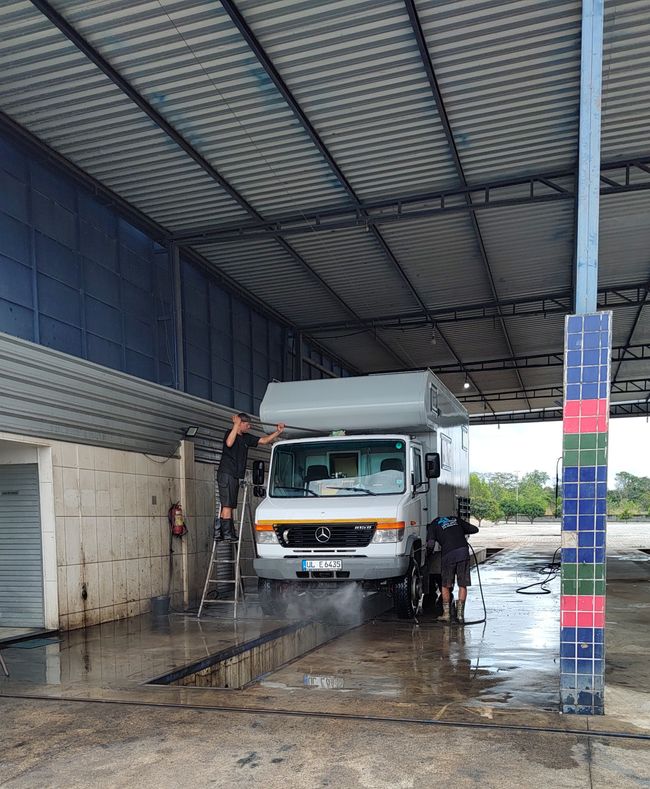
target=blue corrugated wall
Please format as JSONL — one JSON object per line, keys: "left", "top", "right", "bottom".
{"left": 0, "top": 130, "right": 348, "bottom": 413}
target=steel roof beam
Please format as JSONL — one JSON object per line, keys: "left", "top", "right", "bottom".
{"left": 170, "top": 158, "right": 650, "bottom": 243}
{"left": 460, "top": 377, "right": 650, "bottom": 403}
{"left": 611, "top": 272, "right": 650, "bottom": 385}
{"left": 404, "top": 0, "right": 531, "bottom": 409}
{"left": 29, "top": 0, "right": 406, "bottom": 370}
{"left": 470, "top": 400, "right": 650, "bottom": 424}
{"left": 303, "top": 281, "right": 650, "bottom": 332}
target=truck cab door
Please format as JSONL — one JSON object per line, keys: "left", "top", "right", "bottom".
{"left": 409, "top": 445, "right": 426, "bottom": 545}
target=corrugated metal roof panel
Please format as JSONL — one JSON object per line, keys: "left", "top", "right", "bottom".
{"left": 289, "top": 227, "right": 420, "bottom": 317}
{"left": 417, "top": 0, "right": 582, "bottom": 181}
{"left": 599, "top": 191, "right": 650, "bottom": 287}
{"left": 237, "top": 0, "right": 459, "bottom": 199}
{"left": 194, "top": 237, "right": 352, "bottom": 327}
{"left": 476, "top": 201, "right": 575, "bottom": 301}
{"left": 318, "top": 332, "right": 404, "bottom": 372}
{"left": 49, "top": 0, "right": 351, "bottom": 217}
{"left": 0, "top": 1, "right": 249, "bottom": 231}
{"left": 378, "top": 213, "right": 493, "bottom": 310}
{"left": 504, "top": 314, "right": 565, "bottom": 358}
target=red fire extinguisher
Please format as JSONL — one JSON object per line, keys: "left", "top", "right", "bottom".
{"left": 168, "top": 502, "right": 187, "bottom": 537}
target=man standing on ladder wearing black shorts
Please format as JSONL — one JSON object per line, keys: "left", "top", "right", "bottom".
{"left": 215, "top": 413, "right": 285, "bottom": 541}
{"left": 428, "top": 515, "right": 479, "bottom": 623}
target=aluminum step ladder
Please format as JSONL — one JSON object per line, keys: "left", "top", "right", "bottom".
{"left": 197, "top": 475, "right": 257, "bottom": 619}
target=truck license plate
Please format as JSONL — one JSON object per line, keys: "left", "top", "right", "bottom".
{"left": 302, "top": 560, "right": 342, "bottom": 570}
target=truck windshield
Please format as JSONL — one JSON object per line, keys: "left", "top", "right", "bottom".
{"left": 270, "top": 439, "right": 407, "bottom": 497}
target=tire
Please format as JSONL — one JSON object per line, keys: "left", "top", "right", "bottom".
{"left": 258, "top": 578, "right": 287, "bottom": 617}
{"left": 393, "top": 558, "right": 423, "bottom": 619}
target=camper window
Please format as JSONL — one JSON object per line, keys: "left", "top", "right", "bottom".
{"left": 441, "top": 434, "right": 452, "bottom": 471}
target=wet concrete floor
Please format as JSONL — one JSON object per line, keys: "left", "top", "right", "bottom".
{"left": 0, "top": 548, "right": 649, "bottom": 740}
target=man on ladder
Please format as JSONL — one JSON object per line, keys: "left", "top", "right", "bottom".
{"left": 215, "top": 413, "right": 285, "bottom": 541}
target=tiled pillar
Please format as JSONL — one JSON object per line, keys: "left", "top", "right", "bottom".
{"left": 560, "top": 311, "right": 611, "bottom": 714}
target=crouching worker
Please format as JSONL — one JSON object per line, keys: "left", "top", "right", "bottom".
{"left": 427, "top": 515, "right": 479, "bottom": 624}
{"left": 215, "top": 413, "right": 285, "bottom": 541}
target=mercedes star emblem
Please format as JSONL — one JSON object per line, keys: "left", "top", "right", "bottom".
{"left": 315, "top": 526, "right": 331, "bottom": 543}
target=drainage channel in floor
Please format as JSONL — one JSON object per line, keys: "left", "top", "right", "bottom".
{"left": 147, "top": 593, "right": 391, "bottom": 690}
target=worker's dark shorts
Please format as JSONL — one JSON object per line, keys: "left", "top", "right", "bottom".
{"left": 217, "top": 474, "right": 240, "bottom": 509}
{"left": 441, "top": 557, "right": 471, "bottom": 588}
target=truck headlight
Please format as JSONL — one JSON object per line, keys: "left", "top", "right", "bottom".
{"left": 255, "top": 527, "right": 278, "bottom": 544}
{"left": 371, "top": 527, "right": 405, "bottom": 544}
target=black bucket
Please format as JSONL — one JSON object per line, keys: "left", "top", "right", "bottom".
{"left": 151, "top": 594, "right": 170, "bottom": 617}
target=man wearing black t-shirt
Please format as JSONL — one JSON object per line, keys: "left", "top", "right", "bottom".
{"left": 427, "top": 515, "right": 479, "bottom": 623}
{"left": 215, "top": 413, "right": 285, "bottom": 541}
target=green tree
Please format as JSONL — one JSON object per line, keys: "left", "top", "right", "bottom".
{"left": 500, "top": 494, "right": 519, "bottom": 523}
{"left": 519, "top": 495, "right": 546, "bottom": 523}
{"left": 470, "top": 473, "right": 502, "bottom": 525}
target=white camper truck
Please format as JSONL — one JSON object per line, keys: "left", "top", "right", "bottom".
{"left": 252, "top": 371, "right": 470, "bottom": 619}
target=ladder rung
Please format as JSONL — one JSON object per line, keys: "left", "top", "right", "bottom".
{"left": 206, "top": 579, "right": 237, "bottom": 584}
{"left": 212, "top": 559, "right": 237, "bottom": 564}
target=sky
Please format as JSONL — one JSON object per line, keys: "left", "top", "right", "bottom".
{"left": 469, "top": 417, "right": 650, "bottom": 488}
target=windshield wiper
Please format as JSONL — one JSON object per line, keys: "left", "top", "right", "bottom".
{"left": 325, "top": 486, "right": 377, "bottom": 496}
{"left": 274, "top": 486, "right": 318, "bottom": 497}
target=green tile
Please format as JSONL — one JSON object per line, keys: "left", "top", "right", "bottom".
{"left": 577, "top": 579, "right": 595, "bottom": 595}
{"left": 580, "top": 449, "right": 597, "bottom": 466}
{"left": 564, "top": 434, "right": 580, "bottom": 450}
{"left": 596, "top": 449, "right": 607, "bottom": 465}
{"left": 564, "top": 449, "right": 579, "bottom": 466}
{"left": 580, "top": 433, "right": 597, "bottom": 450}
{"left": 562, "top": 579, "right": 578, "bottom": 595}
{"left": 578, "top": 564, "right": 596, "bottom": 579}
{"left": 593, "top": 564, "right": 605, "bottom": 580}
{"left": 597, "top": 434, "right": 608, "bottom": 450}
{"left": 563, "top": 563, "right": 578, "bottom": 579}
{"left": 594, "top": 579, "right": 605, "bottom": 595}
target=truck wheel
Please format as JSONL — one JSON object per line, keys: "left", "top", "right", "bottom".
{"left": 393, "top": 559, "right": 423, "bottom": 619}
{"left": 258, "top": 578, "right": 287, "bottom": 617}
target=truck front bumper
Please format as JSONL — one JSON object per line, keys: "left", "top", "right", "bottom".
{"left": 254, "top": 556, "right": 410, "bottom": 582}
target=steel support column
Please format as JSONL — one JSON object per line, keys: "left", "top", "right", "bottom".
{"left": 561, "top": 0, "right": 607, "bottom": 717}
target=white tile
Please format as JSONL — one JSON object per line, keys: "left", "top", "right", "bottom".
{"left": 126, "top": 558, "right": 139, "bottom": 602}
{"left": 95, "top": 517, "right": 113, "bottom": 562}
{"left": 60, "top": 442, "right": 78, "bottom": 468}
{"left": 57, "top": 566, "right": 68, "bottom": 615}
{"left": 80, "top": 516, "right": 98, "bottom": 564}
{"left": 50, "top": 442, "right": 63, "bottom": 468}
{"left": 39, "top": 482, "right": 56, "bottom": 533}
{"left": 66, "top": 564, "right": 83, "bottom": 614}
{"left": 64, "top": 517, "right": 82, "bottom": 566}
{"left": 109, "top": 472, "right": 125, "bottom": 516}
{"left": 111, "top": 517, "right": 126, "bottom": 561}
{"left": 138, "top": 558, "right": 151, "bottom": 602}
{"left": 94, "top": 447, "right": 111, "bottom": 472}
{"left": 123, "top": 476, "right": 137, "bottom": 516}
{"left": 98, "top": 562, "right": 114, "bottom": 608}
{"left": 109, "top": 450, "right": 126, "bottom": 473}
{"left": 55, "top": 517, "right": 66, "bottom": 566}
{"left": 77, "top": 444, "right": 94, "bottom": 470}
{"left": 137, "top": 517, "right": 151, "bottom": 559}
{"left": 135, "top": 476, "right": 149, "bottom": 516}
{"left": 123, "top": 451, "right": 137, "bottom": 475}
{"left": 113, "top": 560, "right": 127, "bottom": 604}
{"left": 83, "top": 562, "right": 100, "bottom": 610}
{"left": 52, "top": 466, "right": 64, "bottom": 517}
{"left": 125, "top": 516, "right": 141, "bottom": 560}
{"left": 135, "top": 452, "right": 149, "bottom": 476}
{"left": 62, "top": 467, "right": 80, "bottom": 516}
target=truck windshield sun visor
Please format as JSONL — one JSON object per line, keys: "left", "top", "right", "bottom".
{"left": 270, "top": 439, "right": 407, "bottom": 498}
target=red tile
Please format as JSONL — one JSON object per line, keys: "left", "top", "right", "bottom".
{"left": 564, "top": 417, "right": 580, "bottom": 434}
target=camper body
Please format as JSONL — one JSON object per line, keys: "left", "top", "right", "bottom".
{"left": 253, "top": 371, "right": 469, "bottom": 618}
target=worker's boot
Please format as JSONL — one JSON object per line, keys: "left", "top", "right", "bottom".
{"left": 221, "top": 518, "right": 238, "bottom": 542}
{"left": 213, "top": 518, "right": 224, "bottom": 541}
{"left": 456, "top": 600, "right": 466, "bottom": 624}
{"left": 439, "top": 602, "right": 451, "bottom": 623}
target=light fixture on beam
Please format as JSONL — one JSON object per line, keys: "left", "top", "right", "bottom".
{"left": 463, "top": 375, "right": 470, "bottom": 390}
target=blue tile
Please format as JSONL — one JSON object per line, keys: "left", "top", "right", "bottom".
{"left": 564, "top": 466, "right": 579, "bottom": 483}
{"left": 598, "top": 364, "right": 609, "bottom": 381}
{"left": 596, "top": 499, "right": 607, "bottom": 515}
{"left": 600, "top": 348, "right": 608, "bottom": 364}
{"left": 597, "top": 483, "right": 607, "bottom": 498}
{"left": 580, "top": 482, "right": 595, "bottom": 498}
{"left": 580, "top": 467, "right": 596, "bottom": 482}
{"left": 582, "top": 383, "right": 598, "bottom": 400}
{"left": 596, "top": 467, "right": 607, "bottom": 482}
{"left": 567, "top": 366, "right": 581, "bottom": 384}
{"left": 564, "top": 483, "right": 578, "bottom": 499}
{"left": 595, "top": 531, "right": 606, "bottom": 547}
{"left": 593, "top": 629, "right": 604, "bottom": 643}
{"left": 579, "top": 499, "right": 595, "bottom": 515}
{"left": 584, "top": 333, "right": 599, "bottom": 349}
{"left": 578, "top": 531, "right": 595, "bottom": 547}
{"left": 577, "top": 659, "right": 594, "bottom": 674}
{"left": 598, "top": 382, "right": 608, "bottom": 398}
{"left": 568, "top": 334, "right": 582, "bottom": 351}
{"left": 567, "top": 350, "right": 582, "bottom": 367}
{"left": 594, "top": 547, "right": 605, "bottom": 563}
{"left": 577, "top": 642, "right": 593, "bottom": 658}
{"left": 568, "top": 316, "right": 584, "bottom": 332}
{"left": 561, "top": 641, "right": 577, "bottom": 657}
{"left": 563, "top": 515, "right": 577, "bottom": 530}
{"left": 585, "top": 315, "right": 600, "bottom": 331}
{"left": 565, "top": 498, "right": 578, "bottom": 514}
{"left": 563, "top": 548, "right": 577, "bottom": 563}
{"left": 579, "top": 514, "right": 595, "bottom": 530}
{"left": 595, "top": 515, "right": 606, "bottom": 530}
{"left": 561, "top": 658, "right": 578, "bottom": 673}
{"left": 593, "top": 643, "right": 604, "bottom": 659}
{"left": 561, "top": 627, "right": 577, "bottom": 643}
{"left": 560, "top": 676, "right": 578, "bottom": 690}
{"left": 578, "top": 548, "right": 595, "bottom": 562}
{"left": 583, "top": 366, "right": 598, "bottom": 383}
{"left": 593, "top": 659, "right": 604, "bottom": 674}
{"left": 578, "top": 627, "right": 594, "bottom": 643}
{"left": 567, "top": 383, "right": 581, "bottom": 400}
{"left": 583, "top": 348, "right": 599, "bottom": 365}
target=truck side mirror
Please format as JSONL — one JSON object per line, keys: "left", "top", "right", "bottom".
{"left": 425, "top": 452, "right": 441, "bottom": 479}
{"left": 252, "top": 460, "right": 265, "bottom": 486}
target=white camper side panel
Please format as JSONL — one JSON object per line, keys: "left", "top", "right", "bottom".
{"left": 433, "top": 422, "right": 469, "bottom": 519}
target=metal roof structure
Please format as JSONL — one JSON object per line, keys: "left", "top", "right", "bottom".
{"left": 2, "top": 0, "right": 650, "bottom": 422}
